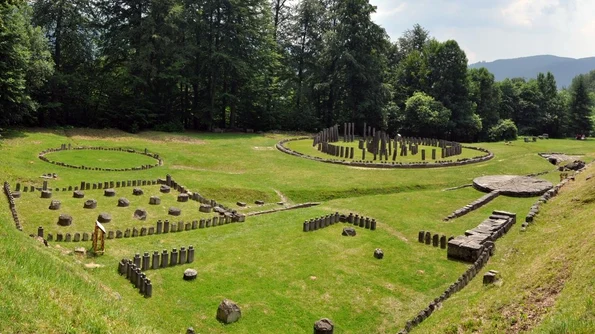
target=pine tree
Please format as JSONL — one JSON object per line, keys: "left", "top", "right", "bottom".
{"left": 569, "top": 75, "right": 593, "bottom": 136}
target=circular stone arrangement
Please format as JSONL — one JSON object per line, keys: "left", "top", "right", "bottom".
{"left": 38, "top": 146, "right": 162, "bottom": 172}
{"left": 276, "top": 137, "right": 493, "bottom": 169}
{"left": 473, "top": 175, "right": 553, "bottom": 197}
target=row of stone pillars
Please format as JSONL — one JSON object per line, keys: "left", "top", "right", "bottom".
{"left": 418, "top": 231, "right": 450, "bottom": 249}
{"left": 303, "top": 212, "right": 377, "bottom": 232}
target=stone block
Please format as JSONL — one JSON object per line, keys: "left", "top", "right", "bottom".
{"left": 216, "top": 299, "right": 241, "bottom": 324}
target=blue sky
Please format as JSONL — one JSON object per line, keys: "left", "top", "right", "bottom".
{"left": 370, "top": 0, "right": 595, "bottom": 63}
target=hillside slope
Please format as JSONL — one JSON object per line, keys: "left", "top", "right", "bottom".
{"left": 469, "top": 55, "right": 595, "bottom": 88}
{"left": 0, "top": 209, "right": 157, "bottom": 333}
{"left": 416, "top": 165, "right": 595, "bottom": 333}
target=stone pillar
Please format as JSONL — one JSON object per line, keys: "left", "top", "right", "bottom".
{"left": 432, "top": 234, "right": 439, "bottom": 247}
{"left": 37, "top": 226, "right": 44, "bottom": 238}
{"left": 161, "top": 250, "right": 169, "bottom": 268}
{"left": 370, "top": 219, "right": 376, "bottom": 230}
{"left": 180, "top": 247, "right": 187, "bottom": 264}
{"left": 171, "top": 248, "right": 178, "bottom": 266}
{"left": 418, "top": 231, "right": 425, "bottom": 243}
{"left": 432, "top": 149, "right": 436, "bottom": 160}
{"left": 134, "top": 253, "right": 141, "bottom": 267}
{"left": 188, "top": 246, "right": 195, "bottom": 263}
{"left": 144, "top": 279, "right": 152, "bottom": 298}
{"left": 440, "top": 235, "right": 447, "bottom": 249}
{"left": 303, "top": 221, "right": 309, "bottom": 232}
{"left": 163, "top": 220, "right": 170, "bottom": 233}
{"left": 425, "top": 232, "right": 431, "bottom": 244}
{"left": 152, "top": 251, "right": 160, "bottom": 269}
{"left": 142, "top": 252, "right": 150, "bottom": 270}
{"left": 421, "top": 149, "right": 426, "bottom": 161}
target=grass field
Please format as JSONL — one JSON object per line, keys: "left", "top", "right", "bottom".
{"left": 43, "top": 149, "right": 159, "bottom": 169}
{"left": 0, "top": 128, "right": 594, "bottom": 333}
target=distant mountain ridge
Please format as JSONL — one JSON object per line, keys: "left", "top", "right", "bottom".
{"left": 469, "top": 55, "right": 595, "bottom": 89}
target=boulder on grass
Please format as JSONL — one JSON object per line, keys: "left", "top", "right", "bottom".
{"left": 160, "top": 185, "right": 171, "bottom": 193}
{"left": 57, "top": 214, "right": 72, "bottom": 226}
{"left": 97, "top": 213, "right": 112, "bottom": 223}
{"left": 73, "top": 190, "right": 85, "bottom": 198}
{"left": 132, "top": 188, "right": 144, "bottom": 196}
{"left": 183, "top": 269, "right": 197, "bottom": 281}
{"left": 169, "top": 207, "right": 181, "bottom": 216}
{"left": 216, "top": 299, "right": 241, "bottom": 324}
{"left": 104, "top": 189, "right": 116, "bottom": 197}
{"left": 134, "top": 208, "right": 147, "bottom": 221}
{"left": 118, "top": 198, "right": 130, "bottom": 207}
{"left": 83, "top": 199, "right": 97, "bottom": 209}
{"left": 342, "top": 227, "right": 356, "bottom": 237}
{"left": 149, "top": 196, "right": 160, "bottom": 205}
{"left": 49, "top": 200, "right": 61, "bottom": 210}
{"left": 373, "top": 248, "right": 384, "bottom": 259}
{"left": 313, "top": 318, "right": 334, "bottom": 334}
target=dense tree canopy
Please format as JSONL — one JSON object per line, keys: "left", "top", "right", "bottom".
{"left": 1, "top": 0, "right": 593, "bottom": 140}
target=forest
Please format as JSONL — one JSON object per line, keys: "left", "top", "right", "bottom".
{"left": 1, "top": 0, "right": 594, "bottom": 142}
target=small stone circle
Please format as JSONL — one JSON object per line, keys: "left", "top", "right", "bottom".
{"left": 83, "top": 199, "right": 97, "bottom": 209}
{"left": 472, "top": 175, "right": 553, "bottom": 197}
{"left": 72, "top": 190, "right": 85, "bottom": 198}
{"left": 183, "top": 269, "right": 197, "bottom": 281}
{"left": 49, "top": 200, "right": 61, "bottom": 210}
{"left": 97, "top": 213, "right": 112, "bottom": 223}
{"left": 216, "top": 299, "right": 241, "bottom": 324}
{"left": 132, "top": 188, "right": 144, "bottom": 196}
{"left": 118, "top": 198, "right": 130, "bottom": 207}
{"left": 57, "top": 214, "right": 72, "bottom": 226}
{"left": 169, "top": 207, "right": 181, "bottom": 216}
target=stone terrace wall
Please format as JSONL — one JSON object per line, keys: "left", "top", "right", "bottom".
{"left": 443, "top": 190, "right": 500, "bottom": 221}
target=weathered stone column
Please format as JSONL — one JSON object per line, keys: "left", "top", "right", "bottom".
{"left": 188, "top": 246, "right": 195, "bottom": 263}
{"left": 161, "top": 250, "right": 169, "bottom": 268}
{"left": 180, "top": 247, "right": 187, "bottom": 264}
{"left": 171, "top": 248, "right": 178, "bottom": 266}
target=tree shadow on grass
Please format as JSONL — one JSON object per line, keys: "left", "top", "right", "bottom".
{"left": 0, "top": 128, "right": 28, "bottom": 140}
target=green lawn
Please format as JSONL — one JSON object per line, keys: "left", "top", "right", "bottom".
{"left": 0, "top": 128, "right": 594, "bottom": 333}
{"left": 43, "top": 149, "right": 159, "bottom": 169}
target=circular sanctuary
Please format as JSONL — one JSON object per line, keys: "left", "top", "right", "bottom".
{"left": 277, "top": 123, "right": 493, "bottom": 168}
{"left": 472, "top": 175, "right": 554, "bottom": 197}
{"left": 39, "top": 144, "right": 162, "bottom": 172}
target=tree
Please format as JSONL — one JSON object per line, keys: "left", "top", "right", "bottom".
{"left": 401, "top": 92, "right": 450, "bottom": 138}
{"left": 321, "top": 0, "right": 390, "bottom": 128}
{"left": 425, "top": 39, "right": 479, "bottom": 141}
{"left": 569, "top": 75, "right": 594, "bottom": 136}
{"left": 469, "top": 67, "right": 500, "bottom": 140}
{"left": 0, "top": 0, "right": 53, "bottom": 126}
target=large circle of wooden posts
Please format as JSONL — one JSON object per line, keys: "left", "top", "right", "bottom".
{"left": 472, "top": 175, "right": 553, "bottom": 197}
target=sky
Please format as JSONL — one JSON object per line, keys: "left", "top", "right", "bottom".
{"left": 370, "top": 0, "right": 595, "bottom": 64}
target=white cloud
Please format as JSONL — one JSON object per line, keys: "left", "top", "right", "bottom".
{"left": 372, "top": 2, "right": 407, "bottom": 18}
{"left": 370, "top": 0, "right": 595, "bottom": 62}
